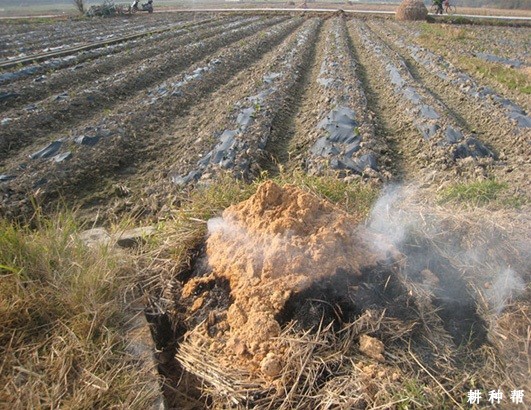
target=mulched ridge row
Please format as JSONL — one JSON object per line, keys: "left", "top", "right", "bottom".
{"left": 170, "top": 18, "right": 322, "bottom": 185}
{"left": 352, "top": 19, "right": 496, "bottom": 168}
{"left": 0, "top": 16, "right": 251, "bottom": 111}
{"left": 0, "top": 14, "right": 196, "bottom": 59}
{"left": 301, "top": 17, "right": 387, "bottom": 180}
{"left": 0, "top": 16, "right": 286, "bottom": 161}
{"left": 0, "top": 17, "right": 304, "bottom": 219}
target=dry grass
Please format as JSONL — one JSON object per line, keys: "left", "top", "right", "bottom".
{"left": 417, "top": 23, "right": 531, "bottom": 96}
{"left": 1, "top": 176, "right": 528, "bottom": 409}
{"left": 0, "top": 212, "right": 159, "bottom": 409}
{"left": 175, "top": 301, "right": 526, "bottom": 409}
{"left": 140, "top": 172, "right": 378, "bottom": 296}
{"left": 396, "top": 0, "right": 428, "bottom": 22}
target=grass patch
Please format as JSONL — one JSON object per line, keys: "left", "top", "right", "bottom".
{"left": 419, "top": 22, "right": 474, "bottom": 43}
{"left": 417, "top": 24, "right": 530, "bottom": 95}
{"left": 274, "top": 171, "right": 379, "bottom": 216}
{"left": 167, "top": 172, "right": 378, "bottom": 229}
{"left": 437, "top": 179, "right": 527, "bottom": 207}
{"left": 151, "top": 173, "right": 379, "bottom": 287}
{"left": 0, "top": 212, "right": 158, "bottom": 408}
{"left": 460, "top": 56, "right": 531, "bottom": 94}
{"left": 393, "top": 379, "right": 433, "bottom": 409}
{"left": 439, "top": 179, "right": 505, "bottom": 205}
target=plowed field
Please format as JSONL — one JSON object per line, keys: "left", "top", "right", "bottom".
{"left": 1, "top": 13, "right": 529, "bottom": 221}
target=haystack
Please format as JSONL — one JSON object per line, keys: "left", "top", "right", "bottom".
{"left": 396, "top": 0, "right": 428, "bottom": 21}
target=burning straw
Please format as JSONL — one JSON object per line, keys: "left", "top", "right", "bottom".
{"left": 159, "top": 181, "right": 529, "bottom": 408}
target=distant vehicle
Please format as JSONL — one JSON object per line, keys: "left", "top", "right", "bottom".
{"left": 130, "top": 0, "right": 153, "bottom": 14}
{"left": 444, "top": 1, "right": 457, "bottom": 14}
{"left": 430, "top": 1, "right": 456, "bottom": 14}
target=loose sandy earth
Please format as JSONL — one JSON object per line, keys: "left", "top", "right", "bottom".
{"left": 182, "top": 181, "right": 385, "bottom": 370}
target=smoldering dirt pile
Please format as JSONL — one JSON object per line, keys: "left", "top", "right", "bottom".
{"left": 176, "top": 182, "right": 394, "bottom": 367}
{"left": 158, "top": 182, "right": 526, "bottom": 408}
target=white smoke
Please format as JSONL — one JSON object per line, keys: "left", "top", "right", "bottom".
{"left": 207, "top": 216, "right": 263, "bottom": 252}
{"left": 207, "top": 215, "right": 274, "bottom": 278}
{"left": 208, "top": 184, "right": 529, "bottom": 316}
{"left": 207, "top": 217, "right": 230, "bottom": 235}
{"left": 487, "top": 267, "right": 526, "bottom": 314}
{"left": 365, "top": 184, "right": 419, "bottom": 254}
{"left": 364, "top": 183, "right": 528, "bottom": 315}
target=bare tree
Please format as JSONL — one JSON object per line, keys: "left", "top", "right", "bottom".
{"left": 73, "top": 0, "right": 85, "bottom": 14}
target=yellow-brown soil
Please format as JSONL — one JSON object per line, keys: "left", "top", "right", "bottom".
{"left": 183, "top": 181, "right": 390, "bottom": 372}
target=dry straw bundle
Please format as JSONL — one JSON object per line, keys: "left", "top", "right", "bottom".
{"left": 396, "top": 0, "right": 428, "bottom": 21}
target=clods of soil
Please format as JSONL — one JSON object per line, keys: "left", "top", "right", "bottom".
{"left": 175, "top": 181, "right": 392, "bottom": 369}
{"left": 170, "top": 181, "right": 487, "bottom": 380}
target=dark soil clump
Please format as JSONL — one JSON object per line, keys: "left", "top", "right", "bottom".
{"left": 276, "top": 261, "right": 417, "bottom": 332}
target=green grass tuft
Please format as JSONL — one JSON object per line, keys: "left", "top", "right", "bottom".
{"left": 273, "top": 171, "right": 379, "bottom": 216}
{"left": 393, "top": 379, "right": 432, "bottom": 409}
{"left": 469, "top": 58, "right": 531, "bottom": 94}
{"left": 437, "top": 179, "right": 523, "bottom": 207}
{"left": 417, "top": 24, "right": 530, "bottom": 95}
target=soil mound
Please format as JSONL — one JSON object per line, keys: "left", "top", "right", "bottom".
{"left": 396, "top": 0, "right": 428, "bottom": 21}
{"left": 165, "top": 182, "right": 492, "bottom": 408}
{"left": 180, "top": 181, "right": 390, "bottom": 369}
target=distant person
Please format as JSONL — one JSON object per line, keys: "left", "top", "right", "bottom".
{"left": 433, "top": 0, "right": 443, "bottom": 15}
{"left": 130, "top": 0, "right": 153, "bottom": 13}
